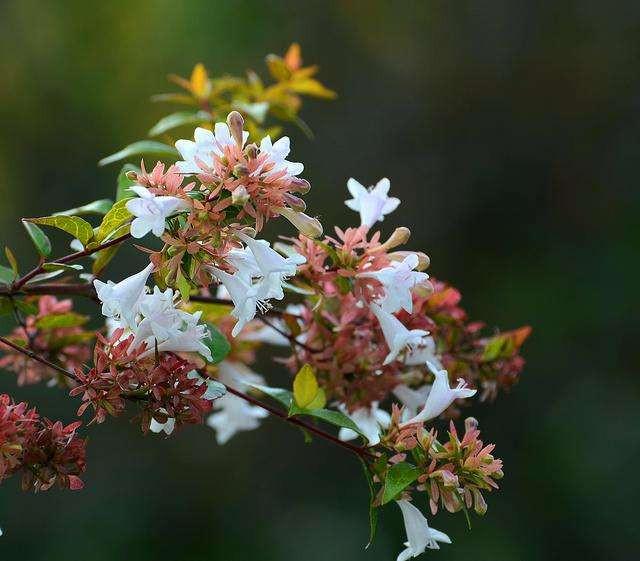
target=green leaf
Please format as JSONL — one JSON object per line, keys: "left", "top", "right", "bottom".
{"left": 204, "top": 322, "right": 231, "bottom": 364}
{"left": 116, "top": 164, "right": 139, "bottom": 201}
{"left": 148, "top": 110, "right": 211, "bottom": 136}
{"left": 186, "top": 301, "right": 233, "bottom": 322}
{"left": 381, "top": 462, "right": 421, "bottom": 505}
{"left": 4, "top": 248, "right": 18, "bottom": 275}
{"left": 22, "top": 220, "right": 52, "bottom": 257}
{"left": 35, "top": 312, "right": 89, "bottom": 329}
{"left": 95, "top": 199, "right": 132, "bottom": 242}
{"left": 0, "top": 264, "right": 17, "bottom": 285}
{"left": 26, "top": 216, "right": 94, "bottom": 246}
{"left": 54, "top": 199, "right": 114, "bottom": 216}
{"left": 293, "top": 364, "right": 320, "bottom": 408}
{"left": 0, "top": 297, "right": 13, "bottom": 316}
{"left": 289, "top": 406, "right": 367, "bottom": 439}
{"left": 360, "top": 458, "right": 378, "bottom": 549}
{"left": 42, "top": 263, "right": 84, "bottom": 273}
{"left": 98, "top": 140, "right": 179, "bottom": 167}
{"left": 250, "top": 384, "right": 293, "bottom": 409}
{"left": 14, "top": 300, "right": 38, "bottom": 316}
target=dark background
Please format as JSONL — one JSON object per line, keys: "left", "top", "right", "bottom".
{"left": 0, "top": 1, "right": 638, "bottom": 560}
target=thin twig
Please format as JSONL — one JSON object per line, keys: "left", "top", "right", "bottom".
{"left": 224, "top": 383, "right": 375, "bottom": 459}
{"left": 0, "top": 335, "right": 79, "bottom": 382}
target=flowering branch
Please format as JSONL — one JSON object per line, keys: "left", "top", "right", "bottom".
{"left": 0, "top": 335, "right": 79, "bottom": 382}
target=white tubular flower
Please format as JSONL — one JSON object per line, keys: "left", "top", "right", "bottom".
{"left": 358, "top": 254, "right": 429, "bottom": 314}
{"left": 206, "top": 361, "right": 269, "bottom": 445}
{"left": 404, "top": 336, "right": 442, "bottom": 368}
{"left": 236, "top": 231, "right": 306, "bottom": 279}
{"left": 175, "top": 124, "right": 248, "bottom": 174}
{"left": 150, "top": 414, "right": 175, "bottom": 436}
{"left": 345, "top": 177, "right": 400, "bottom": 228}
{"left": 209, "top": 267, "right": 264, "bottom": 337}
{"left": 126, "top": 185, "right": 190, "bottom": 239}
{"left": 370, "top": 303, "right": 429, "bottom": 365}
{"left": 93, "top": 263, "right": 154, "bottom": 326}
{"left": 396, "top": 500, "right": 452, "bottom": 560}
{"left": 259, "top": 135, "right": 304, "bottom": 178}
{"left": 226, "top": 246, "right": 262, "bottom": 283}
{"left": 338, "top": 402, "right": 391, "bottom": 446}
{"left": 402, "top": 362, "right": 477, "bottom": 426}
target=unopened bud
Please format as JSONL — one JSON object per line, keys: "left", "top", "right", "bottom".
{"left": 290, "top": 177, "right": 311, "bottom": 194}
{"left": 226, "top": 111, "right": 245, "bottom": 147}
{"left": 277, "top": 207, "right": 323, "bottom": 238}
{"left": 231, "top": 185, "right": 249, "bottom": 205}
{"left": 243, "top": 144, "right": 258, "bottom": 160}
{"left": 283, "top": 193, "right": 306, "bottom": 212}
{"left": 233, "top": 163, "right": 249, "bottom": 178}
{"left": 125, "top": 170, "right": 138, "bottom": 181}
{"left": 413, "top": 279, "right": 433, "bottom": 298}
{"left": 379, "top": 227, "right": 411, "bottom": 251}
{"left": 464, "top": 417, "right": 479, "bottom": 432}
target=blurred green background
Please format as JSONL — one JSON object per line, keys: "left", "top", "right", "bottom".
{"left": 0, "top": 1, "right": 638, "bottom": 560}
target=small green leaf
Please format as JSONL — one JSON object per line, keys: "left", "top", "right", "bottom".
{"left": 42, "top": 263, "right": 84, "bottom": 273}
{"left": 98, "top": 140, "right": 179, "bottom": 167}
{"left": 26, "top": 216, "right": 94, "bottom": 246}
{"left": 96, "top": 199, "right": 132, "bottom": 242}
{"left": 22, "top": 221, "right": 52, "bottom": 257}
{"left": 14, "top": 300, "right": 38, "bottom": 316}
{"left": 186, "top": 301, "right": 233, "bottom": 322}
{"left": 35, "top": 312, "right": 89, "bottom": 329}
{"left": 54, "top": 199, "right": 114, "bottom": 216}
{"left": 0, "top": 297, "right": 13, "bottom": 316}
{"left": 4, "top": 248, "right": 18, "bottom": 275}
{"left": 148, "top": 110, "right": 211, "bottom": 137}
{"left": 116, "top": 164, "right": 139, "bottom": 201}
{"left": 381, "top": 462, "right": 421, "bottom": 505}
{"left": 250, "top": 384, "right": 293, "bottom": 409}
{"left": 293, "top": 364, "right": 320, "bottom": 408}
{"left": 289, "top": 407, "right": 366, "bottom": 440}
{"left": 0, "top": 264, "right": 17, "bottom": 285}
{"left": 204, "top": 322, "right": 231, "bottom": 364}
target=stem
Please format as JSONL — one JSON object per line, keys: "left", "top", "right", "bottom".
{"left": 12, "top": 232, "right": 132, "bottom": 289}
{"left": 0, "top": 335, "right": 79, "bottom": 382}
{"left": 224, "top": 383, "right": 375, "bottom": 460}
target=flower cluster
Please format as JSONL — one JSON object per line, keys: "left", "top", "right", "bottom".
{"left": 0, "top": 394, "right": 86, "bottom": 492}
{"left": 384, "top": 414, "right": 503, "bottom": 517}
{"left": 0, "top": 296, "right": 92, "bottom": 386}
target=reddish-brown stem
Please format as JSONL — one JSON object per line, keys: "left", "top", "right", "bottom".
{"left": 12, "top": 232, "right": 132, "bottom": 289}
{"left": 0, "top": 335, "right": 79, "bottom": 382}
{"left": 224, "top": 383, "right": 375, "bottom": 459}
{"left": 0, "top": 333, "right": 372, "bottom": 459}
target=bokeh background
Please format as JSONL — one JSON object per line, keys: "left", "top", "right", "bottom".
{"left": 0, "top": 1, "right": 638, "bottom": 560}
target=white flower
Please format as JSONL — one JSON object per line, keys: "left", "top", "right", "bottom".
{"left": 175, "top": 124, "right": 248, "bottom": 174}
{"left": 402, "top": 362, "right": 477, "bottom": 426}
{"left": 93, "top": 263, "right": 154, "bottom": 326}
{"left": 345, "top": 177, "right": 400, "bottom": 228}
{"left": 226, "top": 246, "right": 262, "bottom": 282}
{"left": 150, "top": 414, "right": 175, "bottom": 436}
{"left": 404, "top": 336, "right": 442, "bottom": 368}
{"left": 236, "top": 231, "right": 305, "bottom": 281}
{"left": 358, "top": 254, "right": 429, "bottom": 314}
{"left": 209, "top": 267, "right": 264, "bottom": 337}
{"left": 132, "top": 287, "right": 213, "bottom": 362}
{"left": 396, "top": 500, "right": 451, "bottom": 560}
{"left": 370, "top": 303, "right": 429, "bottom": 365}
{"left": 258, "top": 135, "right": 304, "bottom": 178}
{"left": 338, "top": 402, "right": 391, "bottom": 446}
{"left": 206, "top": 361, "right": 269, "bottom": 444}
{"left": 126, "top": 185, "right": 190, "bottom": 239}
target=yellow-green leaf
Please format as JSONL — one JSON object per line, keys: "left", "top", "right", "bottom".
{"left": 293, "top": 364, "right": 319, "bottom": 408}
{"left": 26, "top": 216, "right": 94, "bottom": 246}
{"left": 35, "top": 312, "right": 89, "bottom": 329}
{"left": 98, "top": 140, "right": 179, "bottom": 167}
{"left": 22, "top": 220, "right": 52, "bottom": 257}
{"left": 92, "top": 224, "right": 129, "bottom": 275}
{"left": 96, "top": 199, "right": 132, "bottom": 242}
